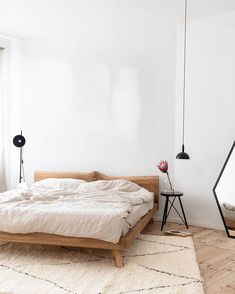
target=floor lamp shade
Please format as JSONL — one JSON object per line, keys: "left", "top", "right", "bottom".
{"left": 13, "top": 130, "right": 26, "bottom": 183}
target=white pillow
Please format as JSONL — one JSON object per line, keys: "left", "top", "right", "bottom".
{"left": 80, "top": 179, "right": 145, "bottom": 193}
{"left": 32, "top": 178, "right": 86, "bottom": 190}
{"left": 91, "top": 179, "right": 142, "bottom": 192}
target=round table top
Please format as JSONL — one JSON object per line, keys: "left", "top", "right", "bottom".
{"left": 160, "top": 191, "right": 183, "bottom": 197}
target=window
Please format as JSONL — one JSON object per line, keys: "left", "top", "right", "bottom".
{"left": 0, "top": 47, "right": 7, "bottom": 191}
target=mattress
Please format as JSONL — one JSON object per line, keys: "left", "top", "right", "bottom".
{"left": 123, "top": 201, "right": 154, "bottom": 235}
{"left": 0, "top": 180, "right": 154, "bottom": 244}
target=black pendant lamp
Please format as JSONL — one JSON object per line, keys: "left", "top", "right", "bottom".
{"left": 176, "top": 0, "right": 190, "bottom": 160}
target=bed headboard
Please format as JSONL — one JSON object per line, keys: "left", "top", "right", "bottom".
{"left": 34, "top": 171, "right": 159, "bottom": 204}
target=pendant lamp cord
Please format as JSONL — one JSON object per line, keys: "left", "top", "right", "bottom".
{"left": 182, "top": 0, "right": 187, "bottom": 146}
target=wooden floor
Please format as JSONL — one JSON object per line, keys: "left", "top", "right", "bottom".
{"left": 142, "top": 221, "right": 235, "bottom": 294}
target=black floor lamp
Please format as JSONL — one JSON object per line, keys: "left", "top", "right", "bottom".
{"left": 176, "top": 0, "right": 190, "bottom": 160}
{"left": 13, "top": 130, "right": 26, "bottom": 183}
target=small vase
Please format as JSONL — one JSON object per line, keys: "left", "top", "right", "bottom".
{"left": 163, "top": 179, "right": 173, "bottom": 193}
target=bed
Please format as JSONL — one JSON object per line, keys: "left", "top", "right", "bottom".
{"left": 0, "top": 171, "right": 159, "bottom": 267}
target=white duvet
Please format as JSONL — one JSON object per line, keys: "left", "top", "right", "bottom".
{"left": 0, "top": 180, "right": 154, "bottom": 243}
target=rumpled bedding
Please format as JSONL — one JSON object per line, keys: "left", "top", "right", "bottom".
{"left": 0, "top": 180, "right": 154, "bottom": 243}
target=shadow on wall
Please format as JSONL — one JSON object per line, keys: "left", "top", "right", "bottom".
{"left": 35, "top": 59, "right": 142, "bottom": 142}
{"left": 77, "top": 64, "right": 142, "bottom": 140}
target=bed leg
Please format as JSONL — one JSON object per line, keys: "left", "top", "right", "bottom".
{"left": 149, "top": 217, "right": 154, "bottom": 224}
{"left": 112, "top": 250, "right": 122, "bottom": 268}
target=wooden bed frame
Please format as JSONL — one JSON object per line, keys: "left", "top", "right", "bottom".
{"left": 0, "top": 171, "right": 159, "bottom": 268}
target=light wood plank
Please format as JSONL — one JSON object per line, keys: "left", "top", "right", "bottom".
{"left": 0, "top": 231, "right": 122, "bottom": 250}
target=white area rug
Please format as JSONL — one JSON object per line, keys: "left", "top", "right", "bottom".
{"left": 0, "top": 234, "right": 204, "bottom": 294}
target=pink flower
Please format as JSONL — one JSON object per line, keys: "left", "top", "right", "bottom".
{"left": 157, "top": 160, "right": 168, "bottom": 173}
{"left": 157, "top": 160, "right": 174, "bottom": 191}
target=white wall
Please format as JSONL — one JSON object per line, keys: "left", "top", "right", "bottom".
{"left": 216, "top": 144, "right": 235, "bottom": 206}
{"left": 4, "top": 3, "right": 235, "bottom": 230}
{"left": 174, "top": 12, "right": 235, "bottom": 229}
{"left": 7, "top": 2, "right": 176, "bottom": 221}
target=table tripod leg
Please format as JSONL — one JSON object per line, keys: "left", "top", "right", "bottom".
{"left": 161, "top": 199, "right": 167, "bottom": 230}
{"left": 161, "top": 196, "right": 169, "bottom": 231}
{"left": 178, "top": 197, "right": 189, "bottom": 229}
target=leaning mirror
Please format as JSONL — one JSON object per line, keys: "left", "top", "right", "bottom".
{"left": 213, "top": 141, "right": 235, "bottom": 238}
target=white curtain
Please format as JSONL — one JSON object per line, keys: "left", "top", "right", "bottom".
{"left": 0, "top": 47, "right": 7, "bottom": 192}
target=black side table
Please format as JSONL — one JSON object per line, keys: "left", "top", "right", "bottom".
{"left": 160, "top": 191, "right": 188, "bottom": 231}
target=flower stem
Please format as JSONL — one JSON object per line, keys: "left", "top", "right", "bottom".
{"left": 166, "top": 172, "right": 173, "bottom": 191}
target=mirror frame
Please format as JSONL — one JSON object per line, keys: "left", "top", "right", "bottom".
{"left": 213, "top": 140, "right": 235, "bottom": 238}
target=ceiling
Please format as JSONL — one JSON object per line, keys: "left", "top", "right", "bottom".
{"left": 0, "top": 0, "right": 235, "bottom": 38}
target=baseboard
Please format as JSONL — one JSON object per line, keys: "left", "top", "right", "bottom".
{"left": 153, "top": 215, "right": 224, "bottom": 231}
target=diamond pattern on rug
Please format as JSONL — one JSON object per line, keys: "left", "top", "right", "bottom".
{"left": 0, "top": 235, "right": 204, "bottom": 294}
